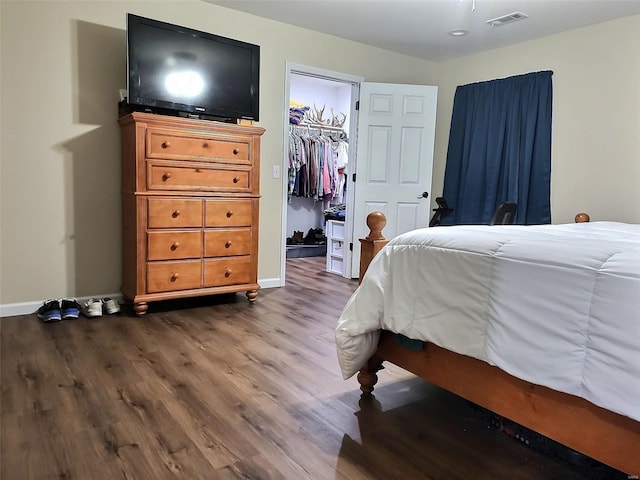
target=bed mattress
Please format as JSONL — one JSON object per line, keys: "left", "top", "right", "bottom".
{"left": 335, "top": 221, "right": 640, "bottom": 422}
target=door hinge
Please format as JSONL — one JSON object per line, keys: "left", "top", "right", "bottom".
{"left": 355, "top": 101, "right": 360, "bottom": 111}
{"left": 349, "top": 242, "right": 353, "bottom": 252}
{"left": 352, "top": 173, "right": 356, "bottom": 182}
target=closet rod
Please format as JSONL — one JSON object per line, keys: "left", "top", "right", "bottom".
{"left": 291, "top": 122, "right": 345, "bottom": 132}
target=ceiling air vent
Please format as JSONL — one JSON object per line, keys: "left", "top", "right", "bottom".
{"left": 486, "top": 12, "right": 529, "bottom": 27}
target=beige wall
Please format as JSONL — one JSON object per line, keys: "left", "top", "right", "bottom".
{"left": 2, "top": 1, "right": 639, "bottom": 311}
{"left": 0, "top": 1, "right": 439, "bottom": 307}
{"left": 433, "top": 15, "right": 640, "bottom": 225}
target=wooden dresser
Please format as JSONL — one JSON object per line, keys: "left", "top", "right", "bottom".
{"left": 119, "top": 112, "right": 265, "bottom": 315}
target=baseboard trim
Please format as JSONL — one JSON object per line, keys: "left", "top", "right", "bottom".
{"left": 0, "top": 277, "right": 285, "bottom": 318}
{"left": 259, "top": 277, "right": 284, "bottom": 289}
{"left": 0, "top": 294, "right": 123, "bottom": 319}
{"left": 0, "top": 301, "right": 41, "bottom": 318}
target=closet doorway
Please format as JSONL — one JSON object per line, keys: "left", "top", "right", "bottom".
{"left": 281, "top": 63, "right": 363, "bottom": 284}
{"left": 281, "top": 64, "right": 438, "bottom": 286}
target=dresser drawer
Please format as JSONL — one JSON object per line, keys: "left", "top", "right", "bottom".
{"left": 204, "top": 256, "right": 252, "bottom": 287}
{"left": 147, "top": 128, "right": 250, "bottom": 164}
{"left": 148, "top": 198, "right": 203, "bottom": 228}
{"left": 147, "top": 231, "right": 202, "bottom": 261}
{"left": 204, "top": 228, "right": 252, "bottom": 257}
{"left": 205, "top": 199, "right": 254, "bottom": 227}
{"left": 147, "top": 162, "right": 251, "bottom": 192}
{"left": 147, "top": 261, "right": 202, "bottom": 293}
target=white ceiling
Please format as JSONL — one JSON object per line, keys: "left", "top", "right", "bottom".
{"left": 205, "top": 0, "right": 640, "bottom": 62}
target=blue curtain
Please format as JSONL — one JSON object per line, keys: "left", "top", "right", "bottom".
{"left": 441, "top": 71, "right": 553, "bottom": 225}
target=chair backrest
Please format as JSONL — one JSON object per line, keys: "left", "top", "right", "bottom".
{"left": 489, "top": 202, "right": 517, "bottom": 225}
{"left": 429, "top": 197, "right": 454, "bottom": 227}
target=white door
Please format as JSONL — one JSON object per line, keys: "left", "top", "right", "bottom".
{"left": 349, "top": 82, "right": 438, "bottom": 277}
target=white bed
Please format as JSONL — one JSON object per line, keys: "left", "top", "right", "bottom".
{"left": 336, "top": 221, "right": 640, "bottom": 424}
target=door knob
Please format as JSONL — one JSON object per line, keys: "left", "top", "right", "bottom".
{"left": 417, "top": 191, "right": 429, "bottom": 199}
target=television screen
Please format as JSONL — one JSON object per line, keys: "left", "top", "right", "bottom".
{"left": 126, "top": 14, "right": 260, "bottom": 121}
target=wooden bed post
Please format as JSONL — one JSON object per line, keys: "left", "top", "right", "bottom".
{"left": 575, "top": 212, "right": 590, "bottom": 223}
{"left": 357, "top": 356, "right": 384, "bottom": 395}
{"left": 357, "top": 211, "right": 388, "bottom": 395}
{"left": 358, "top": 211, "right": 389, "bottom": 283}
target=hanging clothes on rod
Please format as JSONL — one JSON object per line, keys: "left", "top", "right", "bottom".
{"left": 288, "top": 123, "right": 349, "bottom": 204}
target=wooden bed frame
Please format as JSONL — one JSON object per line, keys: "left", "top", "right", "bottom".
{"left": 356, "top": 211, "right": 640, "bottom": 476}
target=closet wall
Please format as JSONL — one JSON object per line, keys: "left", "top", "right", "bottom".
{"left": 287, "top": 74, "right": 351, "bottom": 253}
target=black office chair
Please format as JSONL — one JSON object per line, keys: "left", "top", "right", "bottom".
{"left": 429, "top": 197, "right": 454, "bottom": 227}
{"left": 489, "top": 202, "right": 517, "bottom": 225}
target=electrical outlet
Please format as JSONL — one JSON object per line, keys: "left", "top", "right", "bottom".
{"left": 272, "top": 165, "right": 281, "bottom": 179}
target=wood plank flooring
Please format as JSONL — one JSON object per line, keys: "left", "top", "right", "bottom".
{"left": 0, "top": 257, "right": 626, "bottom": 479}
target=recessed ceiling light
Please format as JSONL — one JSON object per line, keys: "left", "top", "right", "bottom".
{"left": 448, "top": 29, "right": 469, "bottom": 36}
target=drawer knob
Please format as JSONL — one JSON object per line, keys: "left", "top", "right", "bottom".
{"left": 172, "top": 210, "right": 181, "bottom": 218}
{"left": 202, "top": 142, "right": 209, "bottom": 149}
{"left": 162, "top": 172, "right": 172, "bottom": 181}
{"left": 233, "top": 176, "right": 240, "bottom": 183}
{"left": 171, "top": 242, "right": 180, "bottom": 251}
{"left": 170, "top": 273, "right": 180, "bottom": 282}
{"left": 226, "top": 210, "right": 233, "bottom": 218}
{"left": 232, "top": 148, "right": 239, "bottom": 155}
{"left": 225, "top": 268, "right": 232, "bottom": 277}
{"left": 161, "top": 141, "right": 171, "bottom": 149}
{"left": 225, "top": 240, "right": 232, "bottom": 248}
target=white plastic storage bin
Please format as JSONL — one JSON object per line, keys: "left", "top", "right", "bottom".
{"left": 326, "top": 220, "right": 345, "bottom": 275}
{"left": 330, "top": 239, "right": 344, "bottom": 256}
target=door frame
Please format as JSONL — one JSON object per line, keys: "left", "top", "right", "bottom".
{"left": 281, "top": 63, "right": 364, "bottom": 284}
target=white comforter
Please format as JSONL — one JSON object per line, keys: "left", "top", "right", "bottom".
{"left": 335, "top": 222, "right": 640, "bottom": 422}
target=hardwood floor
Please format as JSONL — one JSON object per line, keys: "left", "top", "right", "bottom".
{"left": 0, "top": 257, "right": 624, "bottom": 479}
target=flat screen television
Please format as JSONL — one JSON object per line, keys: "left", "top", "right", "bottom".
{"left": 126, "top": 14, "right": 260, "bottom": 121}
